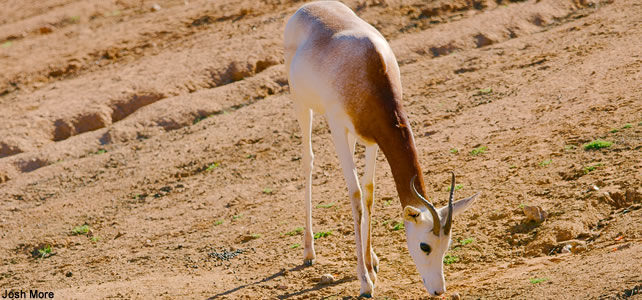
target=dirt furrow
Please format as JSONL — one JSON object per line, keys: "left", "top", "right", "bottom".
{"left": 0, "top": 0, "right": 640, "bottom": 298}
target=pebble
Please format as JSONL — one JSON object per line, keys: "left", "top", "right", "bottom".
{"left": 451, "top": 292, "right": 461, "bottom": 300}
{"left": 39, "top": 26, "right": 53, "bottom": 34}
{"left": 572, "top": 244, "right": 587, "bottom": 253}
{"left": 319, "top": 273, "right": 334, "bottom": 284}
{"left": 557, "top": 240, "right": 587, "bottom": 254}
{"left": 523, "top": 205, "right": 548, "bottom": 223}
{"left": 151, "top": 3, "right": 161, "bottom": 11}
{"left": 276, "top": 284, "right": 288, "bottom": 290}
{"left": 65, "top": 271, "right": 73, "bottom": 277}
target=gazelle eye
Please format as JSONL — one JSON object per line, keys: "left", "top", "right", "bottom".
{"left": 419, "top": 242, "right": 431, "bottom": 254}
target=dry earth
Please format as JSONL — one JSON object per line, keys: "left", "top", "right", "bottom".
{"left": 1, "top": 0, "right": 641, "bottom": 299}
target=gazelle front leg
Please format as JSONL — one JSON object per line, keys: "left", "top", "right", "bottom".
{"left": 295, "top": 105, "right": 316, "bottom": 266}
{"left": 327, "top": 118, "right": 374, "bottom": 297}
{"left": 361, "top": 145, "right": 379, "bottom": 283}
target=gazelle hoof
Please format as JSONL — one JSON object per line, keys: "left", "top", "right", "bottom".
{"left": 303, "top": 259, "right": 315, "bottom": 266}
{"left": 359, "top": 293, "right": 372, "bottom": 298}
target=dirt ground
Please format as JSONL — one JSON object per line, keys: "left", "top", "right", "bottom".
{"left": 1, "top": 0, "right": 641, "bottom": 299}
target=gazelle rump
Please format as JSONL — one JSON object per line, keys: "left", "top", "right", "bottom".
{"left": 284, "top": 1, "right": 480, "bottom": 297}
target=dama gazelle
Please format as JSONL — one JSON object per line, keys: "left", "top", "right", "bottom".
{"left": 284, "top": 1, "right": 480, "bottom": 297}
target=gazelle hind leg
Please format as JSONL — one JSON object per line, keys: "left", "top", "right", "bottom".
{"left": 295, "top": 105, "right": 316, "bottom": 266}
{"left": 327, "top": 119, "right": 374, "bottom": 297}
{"left": 348, "top": 132, "right": 357, "bottom": 156}
{"left": 361, "top": 144, "right": 379, "bottom": 283}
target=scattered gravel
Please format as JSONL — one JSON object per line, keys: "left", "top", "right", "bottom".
{"left": 207, "top": 247, "right": 245, "bottom": 261}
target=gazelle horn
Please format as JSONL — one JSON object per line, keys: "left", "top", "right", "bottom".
{"left": 410, "top": 175, "right": 441, "bottom": 236}
{"left": 444, "top": 172, "right": 455, "bottom": 234}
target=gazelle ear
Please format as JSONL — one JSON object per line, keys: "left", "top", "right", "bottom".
{"left": 439, "top": 192, "right": 481, "bottom": 220}
{"left": 452, "top": 192, "right": 480, "bottom": 217}
{"left": 403, "top": 206, "right": 422, "bottom": 223}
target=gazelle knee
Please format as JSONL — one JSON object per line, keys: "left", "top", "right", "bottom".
{"left": 303, "top": 163, "right": 313, "bottom": 174}
{"left": 351, "top": 190, "right": 362, "bottom": 201}
{"left": 362, "top": 182, "right": 374, "bottom": 205}
{"left": 349, "top": 189, "right": 365, "bottom": 220}
{"left": 303, "top": 153, "right": 314, "bottom": 173}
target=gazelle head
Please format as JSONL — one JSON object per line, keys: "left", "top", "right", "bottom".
{"left": 404, "top": 173, "right": 479, "bottom": 296}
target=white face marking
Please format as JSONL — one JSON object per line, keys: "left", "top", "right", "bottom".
{"left": 403, "top": 192, "right": 480, "bottom": 296}
{"left": 405, "top": 211, "right": 451, "bottom": 296}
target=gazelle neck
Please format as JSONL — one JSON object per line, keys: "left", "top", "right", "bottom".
{"left": 375, "top": 115, "right": 429, "bottom": 209}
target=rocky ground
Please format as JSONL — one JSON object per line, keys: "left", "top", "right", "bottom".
{"left": 0, "top": 0, "right": 640, "bottom": 299}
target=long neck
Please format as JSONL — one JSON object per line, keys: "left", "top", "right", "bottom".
{"left": 375, "top": 114, "right": 429, "bottom": 209}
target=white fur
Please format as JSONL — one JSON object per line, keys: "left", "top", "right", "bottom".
{"left": 403, "top": 193, "right": 480, "bottom": 295}
{"left": 284, "top": 2, "right": 383, "bottom": 295}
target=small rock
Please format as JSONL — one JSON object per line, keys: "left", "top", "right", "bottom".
{"left": 523, "top": 205, "right": 548, "bottom": 223}
{"left": 557, "top": 239, "right": 587, "bottom": 254}
{"left": 151, "top": 3, "right": 161, "bottom": 11}
{"left": 145, "top": 239, "right": 152, "bottom": 247}
{"left": 572, "top": 244, "right": 587, "bottom": 254}
{"left": 39, "top": 26, "right": 54, "bottom": 34}
{"left": 451, "top": 292, "right": 461, "bottom": 300}
{"left": 65, "top": 271, "right": 73, "bottom": 277}
{"left": 276, "top": 284, "right": 288, "bottom": 290}
{"left": 319, "top": 273, "right": 334, "bottom": 284}
{"left": 592, "top": 185, "right": 600, "bottom": 191}
{"left": 240, "top": 234, "right": 261, "bottom": 243}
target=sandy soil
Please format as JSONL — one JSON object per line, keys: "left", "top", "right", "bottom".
{"left": 1, "top": 0, "right": 641, "bottom": 299}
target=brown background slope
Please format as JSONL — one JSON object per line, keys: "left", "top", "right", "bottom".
{"left": 0, "top": 0, "right": 640, "bottom": 299}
